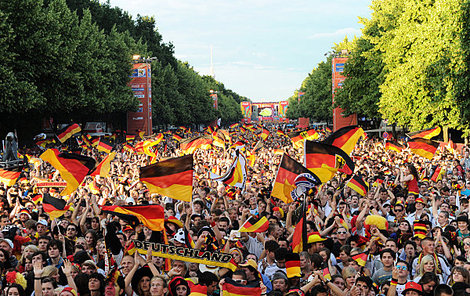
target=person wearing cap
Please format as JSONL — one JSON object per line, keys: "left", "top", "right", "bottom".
{"left": 306, "top": 232, "right": 326, "bottom": 255}
{"left": 272, "top": 270, "right": 289, "bottom": 294}
{"left": 0, "top": 238, "right": 18, "bottom": 267}
{"left": 406, "top": 198, "right": 427, "bottom": 226}
{"left": 398, "top": 281, "right": 424, "bottom": 296}
{"left": 168, "top": 276, "right": 190, "bottom": 296}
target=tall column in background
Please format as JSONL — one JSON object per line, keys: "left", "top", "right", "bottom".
{"left": 127, "top": 63, "right": 152, "bottom": 136}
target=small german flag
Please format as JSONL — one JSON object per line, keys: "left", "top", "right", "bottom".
{"left": 292, "top": 201, "right": 307, "bottom": 253}
{"left": 347, "top": 174, "right": 369, "bottom": 196}
{"left": 173, "top": 134, "right": 182, "bottom": 141}
{"left": 230, "top": 141, "right": 246, "bottom": 150}
{"left": 96, "top": 139, "right": 113, "bottom": 154}
{"left": 180, "top": 136, "right": 213, "bottom": 154}
{"left": 260, "top": 128, "right": 270, "bottom": 140}
{"left": 82, "top": 134, "right": 92, "bottom": 147}
{"left": 304, "top": 141, "right": 355, "bottom": 183}
{"left": 285, "top": 252, "right": 301, "bottom": 278}
{"left": 123, "top": 144, "right": 134, "bottom": 153}
{"left": 90, "top": 152, "right": 116, "bottom": 177}
{"left": 352, "top": 252, "right": 368, "bottom": 267}
{"left": 408, "top": 138, "right": 439, "bottom": 160}
{"left": 43, "top": 194, "right": 70, "bottom": 219}
{"left": 126, "top": 135, "right": 136, "bottom": 142}
{"left": 239, "top": 127, "right": 246, "bottom": 133}
{"left": 408, "top": 126, "right": 441, "bottom": 139}
{"left": 229, "top": 123, "right": 239, "bottom": 129}
{"left": 101, "top": 205, "right": 165, "bottom": 231}
{"left": 323, "top": 267, "right": 332, "bottom": 280}
{"left": 221, "top": 278, "right": 261, "bottom": 296}
{"left": 300, "top": 129, "right": 319, "bottom": 141}
{"left": 277, "top": 129, "right": 286, "bottom": 137}
{"left": 322, "top": 125, "right": 364, "bottom": 155}
{"left": 140, "top": 155, "right": 193, "bottom": 202}
{"left": 188, "top": 284, "right": 207, "bottom": 296}
{"left": 271, "top": 154, "right": 320, "bottom": 204}
{"left": 91, "top": 137, "right": 100, "bottom": 147}
{"left": 288, "top": 132, "right": 304, "bottom": 148}
{"left": 40, "top": 149, "right": 96, "bottom": 196}
{"left": 0, "top": 166, "right": 22, "bottom": 187}
{"left": 138, "top": 130, "right": 145, "bottom": 139}
{"left": 385, "top": 140, "right": 404, "bottom": 152}
{"left": 32, "top": 194, "right": 43, "bottom": 205}
{"left": 57, "top": 123, "right": 81, "bottom": 143}
{"left": 238, "top": 216, "right": 269, "bottom": 233}
{"left": 431, "top": 166, "right": 444, "bottom": 182}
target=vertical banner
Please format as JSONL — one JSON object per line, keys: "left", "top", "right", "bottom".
{"left": 127, "top": 63, "right": 152, "bottom": 136}
{"left": 332, "top": 57, "right": 357, "bottom": 131}
{"left": 278, "top": 101, "right": 289, "bottom": 122}
{"left": 210, "top": 93, "right": 218, "bottom": 110}
{"left": 240, "top": 101, "right": 252, "bottom": 123}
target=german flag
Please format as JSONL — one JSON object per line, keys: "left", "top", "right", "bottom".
{"left": 285, "top": 252, "right": 301, "bottom": 278}
{"left": 304, "top": 141, "right": 355, "bottom": 183}
{"left": 180, "top": 136, "right": 213, "bottom": 154}
{"left": 212, "top": 132, "right": 225, "bottom": 149}
{"left": 211, "top": 150, "right": 247, "bottom": 188}
{"left": 57, "top": 123, "right": 81, "bottom": 143}
{"left": 126, "top": 135, "right": 136, "bottom": 142}
{"left": 323, "top": 268, "right": 332, "bottom": 280}
{"left": 288, "top": 132, "right": 304, "bottom": 149}
{"left": 0, "top": 166, "right": 22, "bottom": 187}
{"left": 40, "top": 149, "right": 96, "bottom": 196}
{"left": 271, "top": 154, "right": 320, "bottom": 204}
{"left": 347, "top": 174, "right": 369, "bottom": 196}
{"left": 260, "top": 128, "right": 270, "bottom": 140}
{"left": 173, "top": 134, "right": 182, "bottom": 142}
{"left": 91, "top": 137, "right": 100, "bottom": 147}
{"left": 238, "top": 216, "right": 269, "bottom": 233}
{"left": 408, "top": 138, "right": 439, "bottom": 160}
{"left": 101, "top": 205, "right": 165, "bottom": 231}
{"left": 229, "top": 123, "right": 238, "bottom": 129}
{"left": 82, "top": 134, "right": 92, "bottom": 147}
{"left": 352, "top": 252, "right": 368, "bottom": 267}
{"left": 322, "top": 125, "right": 364, "bottom": 155}
{"left": 239, "top": 127, "right": 246, "bottom": 133}
{"left": 230, "top": 141, "right": 246, "bottom": 150}
{"left": 32, "top": 194, "right": 43, "bottom": 205}
{"left": 276, "top": 129, "right": 286, "bottom": 137}
{"left": 300, "top": 129, "right": 319, "bottom": 141}
{"left": 431, "top": 166, "right": 444, "bottom": 182}
{"left": 188, "top": 284, "right": 207, "bottom": 296}
{"left": 96, "top": 139, "right": 113, "bottom": 154}
{"left": 90, "top": 152, "right": 116, "bottom": 177}
{"left": 292, "top": 201, "right": 307, "bottom": 253}
{"left": 408, "top": 126, "right": 441, "bottom": 139}
{"left": 123, "top": 144, "right": 134, "bottom": 153}
{"left": 138, "top": 130, "right": 145, "bottom": 139}
{"left": 43, "top": 194, "right": 70, "bottom": 219}
{"left": 221, "top": 278, "right": 261, "bottom": 296}
{"left": 385, "top": 140, "right": 404, "bottom": 152}
{"left": 140, "top": 155, "right": 193, "bottom": 202}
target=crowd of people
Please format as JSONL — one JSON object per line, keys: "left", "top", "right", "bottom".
{"left": 0, "top": 123, "right": 468, "bottom": 296}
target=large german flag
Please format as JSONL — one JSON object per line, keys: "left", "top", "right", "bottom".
{"left": 271, "top": 154, "right": 320, "bottom": 204}
{"left": 385, "top": 140, "right": 404, "bottom": 152}
{"left": 408, "top": 126, "right": 441, "bottom": 139}
{"left": 300, "top": 129, "right": 319, "bottom": 141}
{"left": 57, "top": 123, "right": 81, "bottom": 143}
{"left": 238, "top": 216, "right": 269, "bottom": 233}
{"left": 408, "top": 138, "right": 439, "bottom": 160}
{"left": 347, "top": 174, "right": 369, "bottom": 196}
{"left": 43, "top": 194, "right": 70, "bottom": 219}
{"left": 285, "top": 252, "right": 301, "bottom": 278}
{"left": 96, "top": 138, "right": 113, "bottom": 154}
{"left": 292, "top": 201, "right": 307, "bottom": 253}
{"left": 90, "top": 152, "right": 116, "bottom": 177}
{"left": 180, "top": 135, "right": 213, "bottom": 154}
{"left": 304, "top": 141, "right": 355, "bottom": 183}
{"left": 140, "top": 155, "right": 193, "bottom": 202}
{"left": 221, "top": 278, "right": 261, "bottom": 296}
{"left": 40, "top": 149, "right": 96, "bottom": 196}
{"left": 101, "top": 205, "right": 165, "bottom": 231}
{"left": 322, "top": 125, "right": 364, "bottom": 155}
{"left": 0, "top": 166, "right": 22, "bottom": 187}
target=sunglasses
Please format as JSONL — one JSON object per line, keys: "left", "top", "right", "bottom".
{"left": 396, "top": 265, "right": 407, "bottom": 271}
{"left": 337, "top": 231, "right": 347, "bottom": 234}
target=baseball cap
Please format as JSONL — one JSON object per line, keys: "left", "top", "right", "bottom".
{"left": 402, "top": 282, "right": 423, "bottom": 295}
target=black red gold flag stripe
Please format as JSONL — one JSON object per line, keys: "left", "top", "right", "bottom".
{"left": 347, "top": 174, "right": 369, "bottom": 196}
{"left": 292, "top": 201, "right": 307, "bottom": 253}
{"left": 238, "top": 216, "right": 269, "bottom": 233}
{"left": 43, "top": 194, "right": 70, "bottom": 219}
{"left": 40, "top": 149, "right": 96, "bottom": 196}
{"left": 322, "top": 125, "right": 364, "bottom": 155}
{"left": 352, "top": 252, "right": 368, "bottom": 267}
{"left": 300, "top": 129, "right": 319, "bottom": 140}
{"left": 304, "top": 141, "right": 355, "bottom": 184}
{"left": 180, "top": 135, "right": 213, "bottom": 154}
{"left": 211, "top": 150, "right": 247, "bottom": 189}
{"left": 408, "top": 138, "right": 439, "bottom": 160}
{"left": 57, "top": 123, "right": 81, "bottom": 143}
{"left": 0, "top": 166, "right": 22, "bottom": 187}
{"left": 271, "top": 154, "right": 320, "bottom": 204}
{"left": 101, "top": 205, "right": 165, "bottom": 231}
{"left": 431, "top": 166, "right": 444, "bottom": 182}
{"left": 385, "top": 140, "right": 404, "bottom": 152}
{"left": 408, "top": 126, "right": 441, "bottom": 139}
{"left": 90, "top": 152, "right": 116, "bottom": 177}
{"left": 140, "top": 155, "right": 193, "bottom": 202}
{"left": 288, "top": 131, "right": 304, "bottom": 148}
{"left": 172, "top": 134, "right": 182, "bottom": 141}
{"left": 260, "top": 128, "right": 270, "bottom": 140}
{"left": 96, "top": 139, "right": 113, "bottom": 154}
{"left": 221, "top": 278, "right": 261, "bottom": 296}
{"left": 285, "top": 252, "right": 301, "bottom": 278}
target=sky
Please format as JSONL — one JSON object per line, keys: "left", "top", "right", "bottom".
{"left": 109, "top": 0, "right": 372, "bottom": 102}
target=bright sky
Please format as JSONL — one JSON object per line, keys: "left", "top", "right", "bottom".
{"left": 109, "top": 0, "right": 371, "bottom": 102}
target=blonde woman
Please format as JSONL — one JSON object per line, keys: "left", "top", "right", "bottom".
{"left": 413, "top": 255, "right": 444, "bottom": 284}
